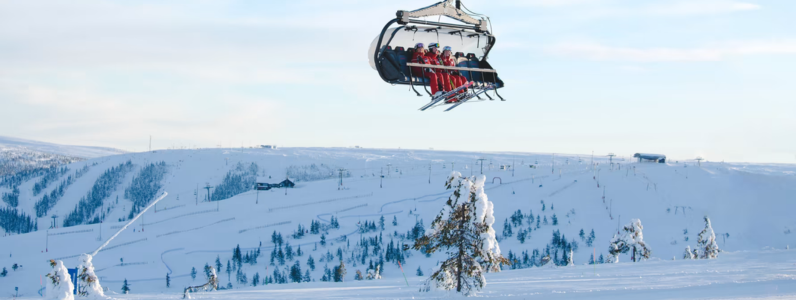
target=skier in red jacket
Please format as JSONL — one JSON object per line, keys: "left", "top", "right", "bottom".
{"left": 440, "top": 46, "right": 468, "bottom": 96}
{"left": 425, "top": 43, "right": 453, "bottom": 94}
{"left": 410, "top": 43, "right": 445, "bottom": 97}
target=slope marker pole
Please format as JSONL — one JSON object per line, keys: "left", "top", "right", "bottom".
{"left": 397, "top": 260, "right": 409, "bottom": 286}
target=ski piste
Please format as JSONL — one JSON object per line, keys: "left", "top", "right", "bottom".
{"left": 444, "top": 84, "right": 495, "bottom": 112}
{"left": 418, "top": 81, "right": 474, "bottom": 111}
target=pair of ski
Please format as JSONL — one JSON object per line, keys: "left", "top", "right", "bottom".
{"left": 418, "top": 82, "right": 474, "bottom": 111}
{"left": 443, "top": 84, "right": 495, "bottom": 112}
{"left": 418, "top": 82, "right": 495, "bottom": 111}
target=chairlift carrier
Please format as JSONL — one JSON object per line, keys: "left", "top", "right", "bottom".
{"left": 369, "top": 0, "right": 505, "bottom": 107}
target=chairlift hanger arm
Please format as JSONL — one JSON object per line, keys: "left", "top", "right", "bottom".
{"left": 397, "top": 0, "right": 485, "bottom": 32}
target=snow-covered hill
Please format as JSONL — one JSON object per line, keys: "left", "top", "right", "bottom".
{"left": 1, "top": 147, "right": 795, "bottom": 299}
{"left": 0, "top": 136, "right": 126, "bottom": 160}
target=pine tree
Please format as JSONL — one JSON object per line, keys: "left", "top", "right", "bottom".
{"left": 697, "top": 216, "right": 720, "bottom": 259}
{"left": 552, "top": 214, "right": 558, "bottom": 226}
{"left": 320, "top": 234, "right": 326, "bottom": 246}
{"left": 215, "top": 256, "right": 222, "bottom": 275}
{"left": 290, "top": 260, "right": 302, "bottom": 283}
{"left": 303, "top": 269, "right": 311, "bottom": 282}
{"left": 226, "top": 260, "right": 231, "bottom": 282}
{"left": 579, "top": 229, "right": 585, "bottom": 241}
{"left": 416, "top": 266, "right": 424, "bottom": 276}
{"left": 598, "top": 254, "right": 604, "bottom": 264}
{"left": 122, "top": 279, "right": 130, "bottom": 294}
{"left": 587, "top": 229, "right": 595, "bottom": 247}
{"left": 608, "top": 219, "right": 651, "bottom": 262}
{"left": 566, "top": 248, "right": 574, "bottom": 266}
{"left": 413, "top": 173, "right": 508, "bottom": 295}
{"left": 683, "top": 246, "right": 695, "bottom": 259}
{"left": 333, "top": 260, "right": 346, "bottom": 282}
{"left": 502, "top": 218, "right": 513, "bottom": 237}
{"left": 392, "top": 216, "right": 398, "bottom": 226}
{"left": 166, "top": 273, "right": 170, "bottom": 288}
{"left": 286, "top": 243, "right": 294, "bottom": 261}
{"left": 0, "top": 267, "right": 6, "bottom": 277}
{"left": 379, "top": 215, "right": 385, "bottom": 230}
{"left": 191, "top": 267, "right": 197, "bottom": 280}
{"left": 307, "top": 255, "right": 316, "bottom": 271}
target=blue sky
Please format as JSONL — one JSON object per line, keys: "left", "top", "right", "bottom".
{"left": 0, "top": 0, "right": 794, "bottom": 163}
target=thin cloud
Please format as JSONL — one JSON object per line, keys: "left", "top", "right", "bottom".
{"left": 547, "top": 40, "right": 796, "bottom": 62}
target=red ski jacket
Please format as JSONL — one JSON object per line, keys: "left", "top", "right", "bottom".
{"left": 411, "top": 51, "right": 434, "bottom": 76}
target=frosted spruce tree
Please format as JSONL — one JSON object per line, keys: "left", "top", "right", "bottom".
{"left": 413, "top": 172, "right": 508, "bottom": 295}
{"left": 608, "top": 219, "right": 651, "bottom": 262}
{"left": 76, "top": 254, "right": 108, "bottom": 299}
{"left": 697, "top": 216, "right": 720, "bottom": 259}
{"left": 46, "top": 259, "right": 75, "bottom": 300}
{"left": 683, "top": 246, "right": 695, "bottom": 259}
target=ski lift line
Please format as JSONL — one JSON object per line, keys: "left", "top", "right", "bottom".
{"left": 336, "top": 211, "right": 404, "bottom": 220}
{"left": 47, "top": 229, "right": 93, "bottom": 236}
{"left": 92, "top": 192, "right": 167, "bottom": 257}
{"left": 237, "top": 220, "right": 292, "bottom": 234}
{"left": 156, "top": 217, "right": 235, "bottom": 238}
{"left": 184, "top": 228, "right": 361, "bottom": 255}
{"left": 267, "top": 193, "right": 373, "bottom": 212}
{"left": 406, "top": 62, "right": 497, "bottom": 73}
{"left": 94, "top": 261, "right": 148, "bottom": 272}
{"left": 161, "top": 248, "right": 184, "bottom": 274}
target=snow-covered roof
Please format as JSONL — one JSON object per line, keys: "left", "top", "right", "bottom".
{"left": 633, "top": 153, "right": 666, "bottom": 160}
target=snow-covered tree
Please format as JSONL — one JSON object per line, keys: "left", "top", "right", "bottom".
{"left": 366, "top": 264, "right": 381, "bottom": 280}
{"left": 167, "top": 273, "right": 171, "bottom": 288}
{"left": 697, "top": 216, "right": 720, "bottom": 259}
{"left": 683, "top": 246, "right": 695, "bottom": 259}
{"left": 416, "top": 265, "right": 424, "bottom": 276}
{"left": 333, "top": 260, "right": 346, "bottom": 282}
{"left": 566, "top": 248, "right": 574, "bottom": 266}
{"left": 191, "top": 267, "right": 197, "bottom": 280}
{"left": 608, "top": 219, "right": 651, "bottom": 263}
{"left": 76, "top": 254, "right": 107, "bottom": 299}
{"left": 46, "top": 259, "right": 75, "bottom": 300}
{"left": 413, "top": 173, "right": 508, "bottom": 295}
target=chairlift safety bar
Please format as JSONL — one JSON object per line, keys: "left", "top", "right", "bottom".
{"left": 406, "top": 62, "right": 497, "bottom": 73}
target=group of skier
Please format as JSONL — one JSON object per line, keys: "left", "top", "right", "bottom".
{"left": 410, "top": 42, "right": 469, "bottom": 100}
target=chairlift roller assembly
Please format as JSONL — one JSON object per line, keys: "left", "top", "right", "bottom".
{"left": 368, "top": 0, "right": 505, "bottom": 111}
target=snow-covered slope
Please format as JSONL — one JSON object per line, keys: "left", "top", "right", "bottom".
{"left": 0, "top": 136, "right": 126, "bottom": 159}
{"left": 1, "top": 147, "right": 795, "bottom": 299}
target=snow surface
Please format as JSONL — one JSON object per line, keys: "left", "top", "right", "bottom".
{"left": 1, "top": 147, "right": 795, "bottom": 299}
{"left": 0, "top": 135, "right": 126, "bottom": 159}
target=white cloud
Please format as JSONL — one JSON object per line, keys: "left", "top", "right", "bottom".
{"left": 500, "top": 0, "right": 603, "bottom": 7}
{"left": 642, "top": 0, "right": 761, "bottom": 15}
{"left": 547, "top": 40, "right": 796, "bottom": 62}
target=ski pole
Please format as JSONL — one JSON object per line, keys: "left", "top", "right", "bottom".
{"left": 397, "top": 260, "right": 409, "bottom": 287}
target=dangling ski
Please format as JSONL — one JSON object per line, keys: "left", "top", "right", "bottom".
{"left": 444, "top": 84, "right": 495, "bottom": 112}
{"left": 418, "top": 81, "right": 474, "bottom": 111}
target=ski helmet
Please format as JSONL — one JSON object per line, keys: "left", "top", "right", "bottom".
{"left": 428, "top": 42, "right": 440, "bottom": 49}
{"left": 443, "top": 46, "right": 452, "bottom": 52}
{"left": 415, "top": 43, "right": 424, "bottom": 49}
